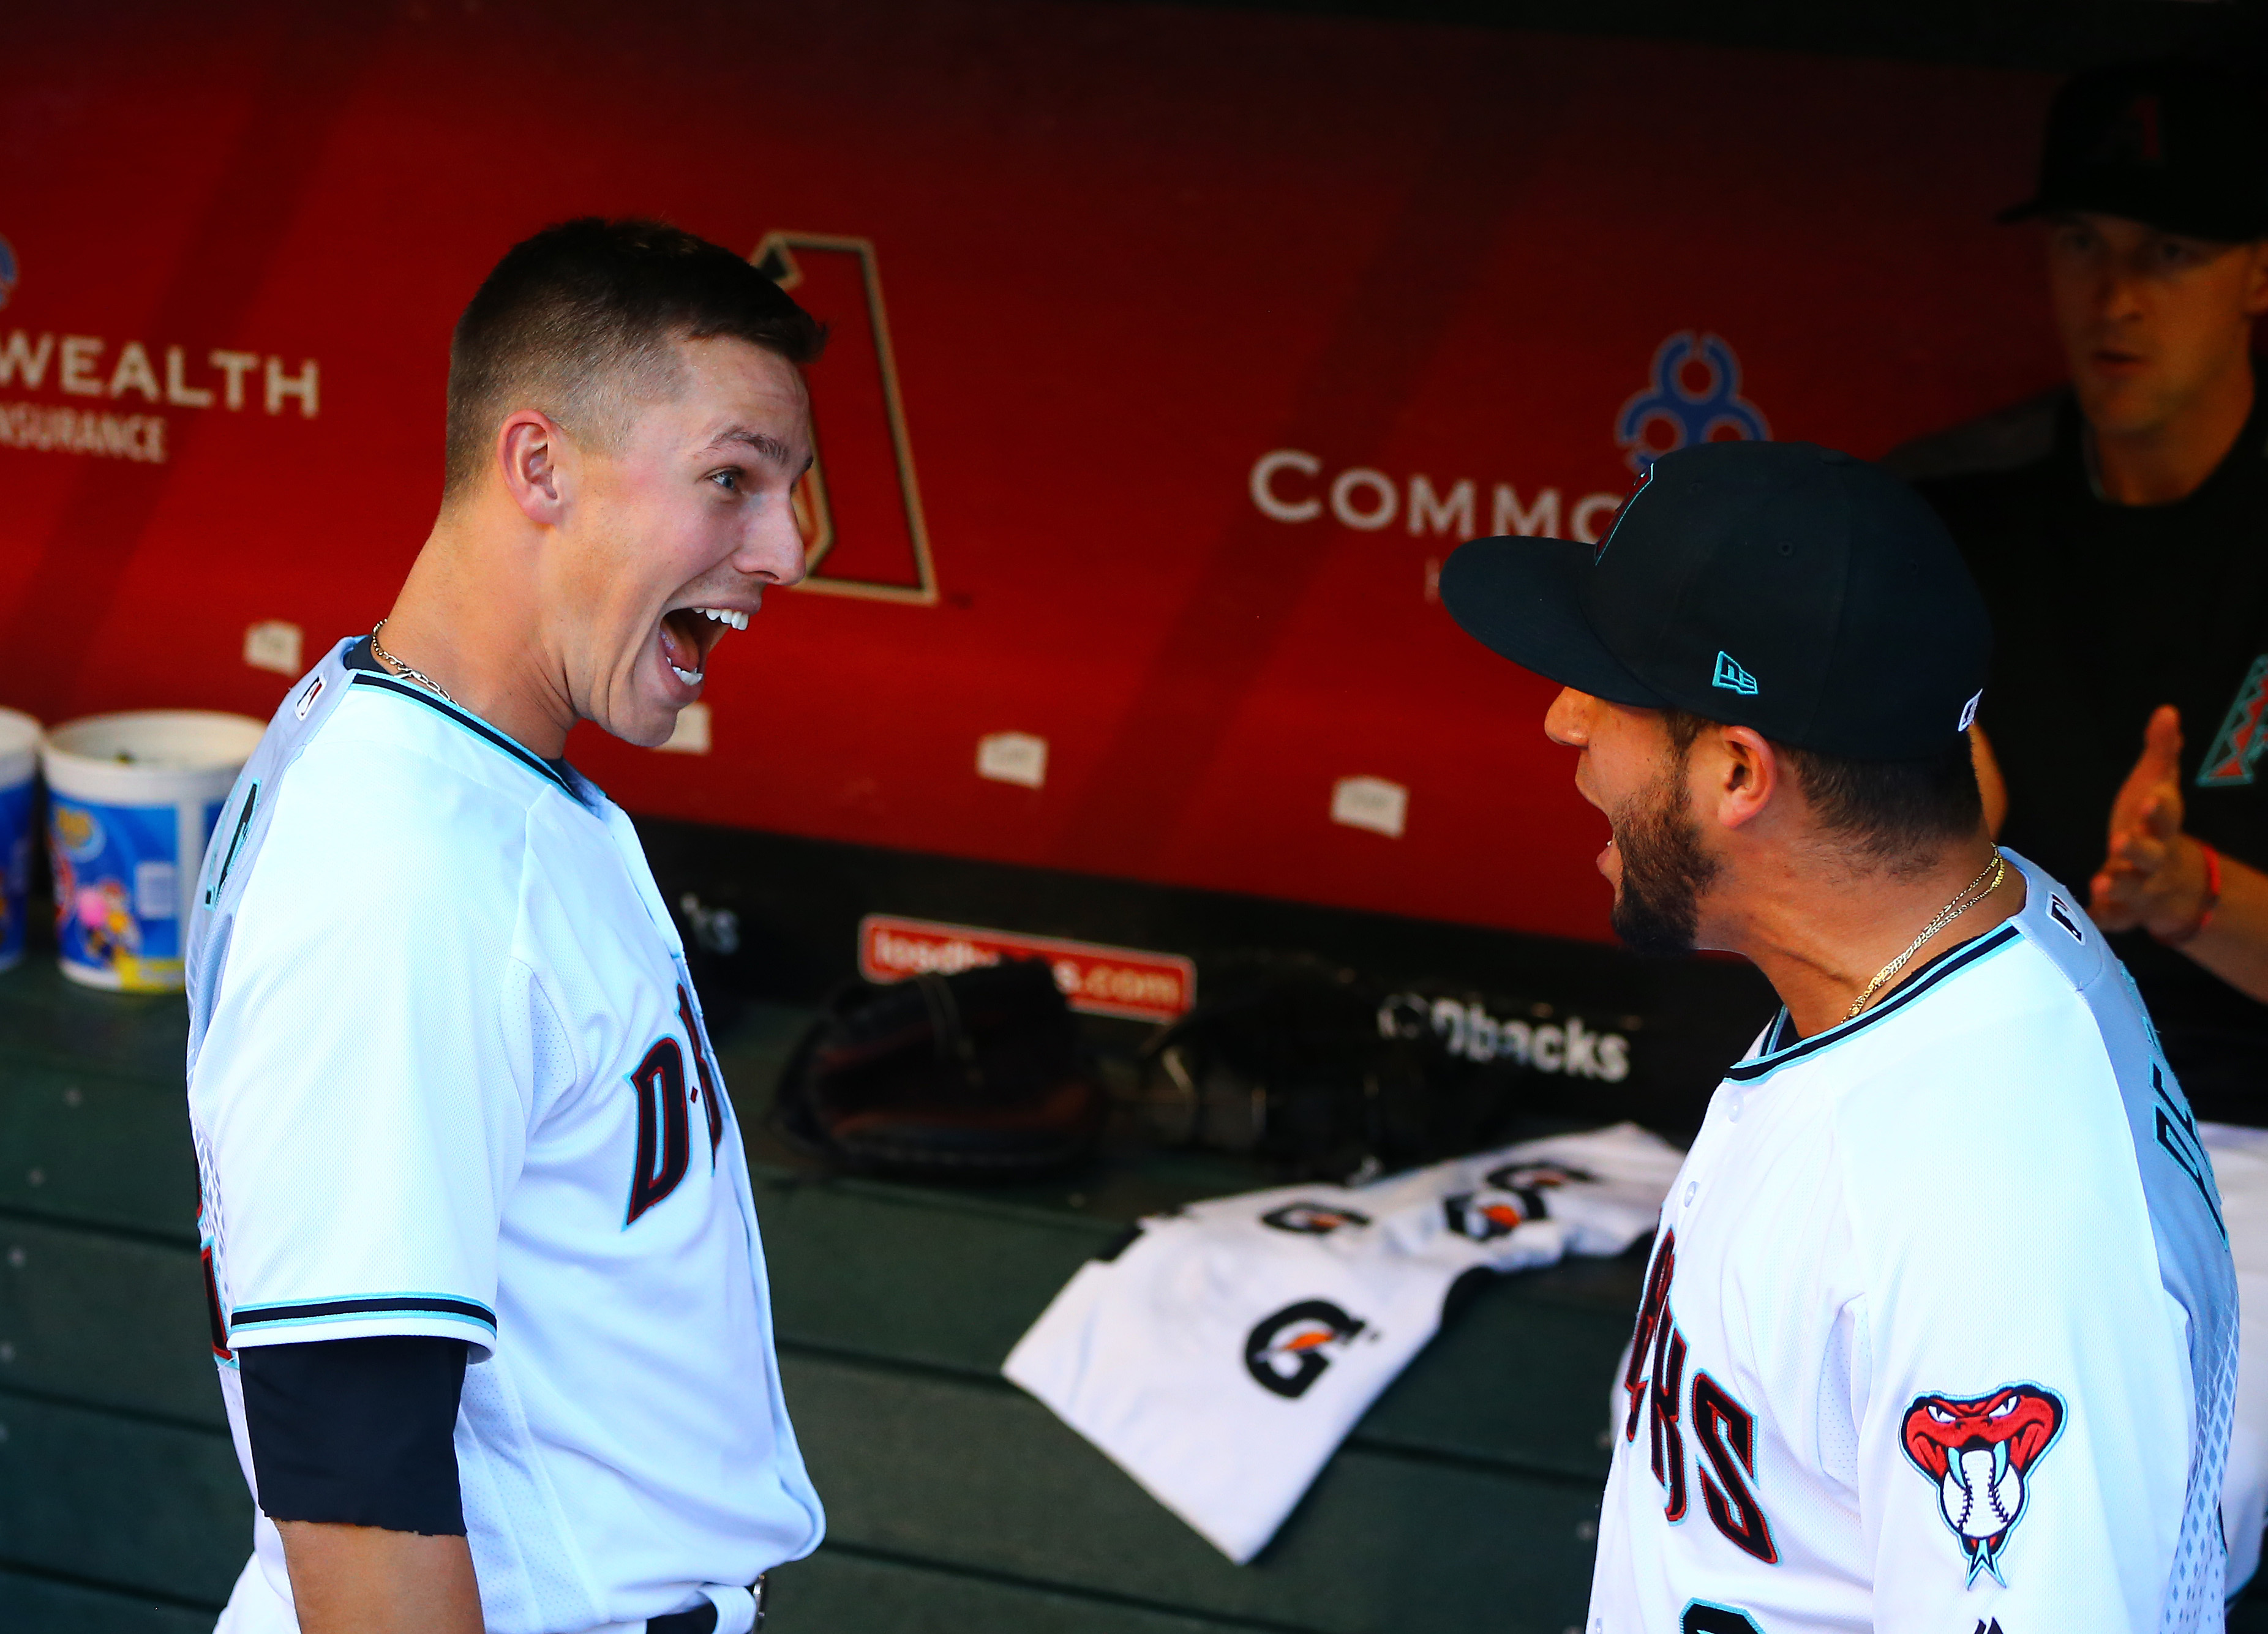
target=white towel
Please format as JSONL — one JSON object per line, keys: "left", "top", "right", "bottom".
{"left": 1003, "top": 1122, "right": 1681, "bottom": 1562}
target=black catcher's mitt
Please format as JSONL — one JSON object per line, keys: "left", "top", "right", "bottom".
{"left": 773, "top": 957, "right": 1104, "bottom": 1180}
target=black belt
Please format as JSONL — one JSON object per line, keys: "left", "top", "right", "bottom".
{"left": 646, "top": 1576, "right": 765, "bottom": 1633}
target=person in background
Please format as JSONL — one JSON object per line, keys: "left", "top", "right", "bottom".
{"left": 1893, "top": 56, "right": 2268, "bottom": 1595}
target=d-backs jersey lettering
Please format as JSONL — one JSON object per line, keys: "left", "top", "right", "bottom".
{"left": 185, "top": 638, "right": 822, "bottom": 1634}
{"left": 1589, "top": 852, "right": 2235, "bottom": 1634}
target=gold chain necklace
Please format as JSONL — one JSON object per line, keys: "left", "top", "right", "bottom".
{"left": 369, "top": 620, "right": 457, "bottom": 705}
{"left": 1846, "top": 852, "right": 2007, "bottom": 1021}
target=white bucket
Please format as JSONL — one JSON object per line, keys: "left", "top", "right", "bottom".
{"left": 42, "top": 710, "right": 265, "bottom": 992}
{"left": 0, "top": 708, "right": 40, "bottom": 974}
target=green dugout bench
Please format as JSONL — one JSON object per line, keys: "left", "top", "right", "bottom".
{"left": 0, "top": 951, "right": 1635, "bottom": 1633}
{"left": 5, "top": 953, "right": 2263, "bottom": 1633}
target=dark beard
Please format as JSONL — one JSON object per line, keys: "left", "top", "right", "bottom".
{"left": 1607, "top": 770, "right": 1720, "bottom": 957}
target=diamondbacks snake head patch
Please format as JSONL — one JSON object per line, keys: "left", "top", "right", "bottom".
{"left": 1900, "top": 1384, "right": 2067, "bottom": 1586}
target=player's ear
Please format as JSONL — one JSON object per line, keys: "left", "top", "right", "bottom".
{"left": 497, "top": 409, "right": 569, "bottom": 526}
{"left": 1708, "top": 724, "right": 1781, "bottom": 833}
{"left": 2243, "top": 238, "right": 2268, "bottom": 319}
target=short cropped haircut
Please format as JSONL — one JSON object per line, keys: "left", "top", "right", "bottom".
{"left": 1662, "top": 708, "right": 1984, "bottom": 868}
{"left": 442, "top": 217, "right": 825, "bottom": 500}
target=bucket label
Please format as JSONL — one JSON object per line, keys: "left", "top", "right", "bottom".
{"left": 49, "top": 795, "right": 202, "bottom": 989}
{"left": 0, "top": 777, "right": 31, "bottom": 970}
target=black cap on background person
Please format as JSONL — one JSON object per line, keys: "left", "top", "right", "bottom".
{"left": 1441, "top": 440, "right": 1991, "bottom": 762}
{"left": 2000, "top": 58, "right": 2268, "bottom": 244}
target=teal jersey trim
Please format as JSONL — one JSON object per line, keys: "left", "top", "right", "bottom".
{"left": 227, "top": 1291, "right": 498, "bottom": 1336}
{"left": 350, "top": 671, "right": 583, "bottom": 802}
{"left": 1724, "top": 923, "right": 2023, "bottom": 1088}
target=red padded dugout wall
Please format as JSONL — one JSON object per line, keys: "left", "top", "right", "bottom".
{"left": 0, "top": 1, "right": 2062, "bottom": 944}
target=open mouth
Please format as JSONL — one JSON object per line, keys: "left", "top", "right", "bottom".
{"left": 656, "top": 605, "right": 749, "bottom": 691}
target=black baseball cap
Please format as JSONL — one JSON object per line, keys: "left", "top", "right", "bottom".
{"left": 1440, "top": 441, "right": 1990, "bottom": 761}
{"left": 1999, "top": 59, "right": 2268, "bottom": 242}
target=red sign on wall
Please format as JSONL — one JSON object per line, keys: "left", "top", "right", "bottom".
{"left": 0, "top": 5, "right": 2063, "bottom": 946}
{"left": 858, "top": 915, "right": 1196, "bottom": 1024}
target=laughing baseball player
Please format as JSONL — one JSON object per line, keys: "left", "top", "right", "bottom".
{"left": 1443, "top": 441, "right": 2236, "bottom": 1632}
{"left": 186, "top": 220, "right": 824, "bottom": 1633}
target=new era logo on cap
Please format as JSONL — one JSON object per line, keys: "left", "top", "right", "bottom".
{"left": 1713, "top": 652, "right": 1759, "bottom": 697}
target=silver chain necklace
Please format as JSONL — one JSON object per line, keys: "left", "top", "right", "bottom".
{"left": 1846, "top": 852, "right": 2007, "bottom": 1021}
{"left": 369, "top": 620, "right": 457, "bottom": 705}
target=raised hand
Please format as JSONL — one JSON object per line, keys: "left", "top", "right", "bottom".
{"left": 2090, "top": 705, "right": 2212, "bottom": 937}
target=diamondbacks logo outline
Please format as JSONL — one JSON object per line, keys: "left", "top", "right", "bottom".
{"left": 750, "top": 231, "right": 938, "bottom": 605}
{"left": 2199, "top": 654, "right": 2268, "bottom": 786}
{"left": 2100, "top": 93, "right": 2165, "bottom": 167}
{"left": 1899, "top": 1382, "right": 2066, "bottom": 1586}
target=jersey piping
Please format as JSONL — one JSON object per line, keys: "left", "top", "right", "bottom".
{"left": 346, "top": 670, "right": 581, "bottom": 802}
{"left": 229, "top": 1292, "right": 499, "bottom": 1339}
{"left": 203, "top": 778, "right": 261, "bottom": 909}
{"left": 1727, "top": 923, "right": 2023, "bottom": 1085}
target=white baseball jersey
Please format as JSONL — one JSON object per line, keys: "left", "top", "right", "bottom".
{"left": 1590, "top": 852, "right": 2236, "bottom": 1634}
{"left": 185, "top": 637, "right": 823, "bottom": 1634}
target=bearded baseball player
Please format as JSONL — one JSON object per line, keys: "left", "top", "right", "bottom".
{"left": 184, "top": 219, "right": 824, "bottom": 1634}
{"left": 1443, "top": 440, "right": 2236, "bottom": 1632}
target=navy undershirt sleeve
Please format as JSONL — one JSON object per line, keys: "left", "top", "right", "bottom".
{"left": 238, "top": 1336, "right": 469, "bottom": 1535}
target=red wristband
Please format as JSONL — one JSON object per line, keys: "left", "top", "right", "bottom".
{"left": 2157, "top": 841, "right": 2222, "bottom": 947}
